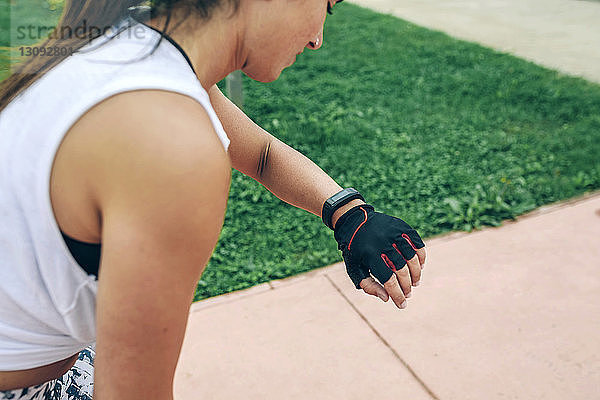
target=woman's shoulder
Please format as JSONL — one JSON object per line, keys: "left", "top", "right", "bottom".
{"left": 66, "top": 89, "right": 231, "bottom": 214}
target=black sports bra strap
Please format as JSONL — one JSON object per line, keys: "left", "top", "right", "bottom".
{"left": 61, "top": 231, "right": 101, "bottom": 279}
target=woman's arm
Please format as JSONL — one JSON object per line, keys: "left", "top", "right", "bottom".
{"left": 209, "top": 86, "right": 426, "bottom": 306}
{"left": 208, "top": 85, "right": 364, "bottom": 229}
{"left": 81, "top": 90, "right": 231, "bottom": 399}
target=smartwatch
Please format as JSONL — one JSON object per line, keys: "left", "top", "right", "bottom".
{"left": 322, "top": 188, "right": 365, "bottom": 230}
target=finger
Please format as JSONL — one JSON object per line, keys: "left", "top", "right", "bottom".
{"left": 392, "top": 237, "right": 417, "bottom": 273}
{"left": 381, "top": 251, "right": 412, "bottom": 298}
{"left": 360, "top": 277, "right": 389, "bottom": 302}
{"left": 403, "top": 231, "right": 425, "bottom": 250}
{"left": 383, "top": 273, "right": 407, "bottom": 309}
{"left": 376, "top": 252, "right": 411, "bottom": 299}
{"left": 416, "top": 246, "right": 427, "bottom": 268}
{"left": 393, "top": 265, "right": 413, "bottom": 297}
{"left": 403, "top": 232, "right": 427, "bottom": 267}
{"left": 407, "top": 254, "right": 422, "bottom": 286}
{"left": 392, "top": 244, "right": 422, "bottom": 286}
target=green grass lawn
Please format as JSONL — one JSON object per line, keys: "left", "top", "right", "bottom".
{"left": 2, "top": 3, "right": 599, "bottom": 300}
{"left": 206, "top": 4, "right": 600, "bottom": 300}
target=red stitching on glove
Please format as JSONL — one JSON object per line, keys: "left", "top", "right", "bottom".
{"left": 381, "top": 253, "right": 397, "bottom": 272}
{"left": 348, "top": 207, "right": 368, "bottom": 251}
{"left": 401, "top": 233, "right": 417, "bottom": 251}
{"left": 392, "top": 243, "right": 408, "bottom": 263}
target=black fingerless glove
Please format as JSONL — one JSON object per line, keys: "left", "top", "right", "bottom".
{"left": 333, "top": 204, "right": 425, "bottom": 289}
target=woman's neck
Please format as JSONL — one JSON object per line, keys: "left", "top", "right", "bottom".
{"left": 146, "top": 8, "right": 247, "bottom": 91}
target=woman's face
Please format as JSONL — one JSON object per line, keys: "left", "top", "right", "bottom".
{"left": 242, "top": 0, "right": 342, "bottom": 82}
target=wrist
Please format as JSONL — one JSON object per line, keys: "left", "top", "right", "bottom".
{"left": 332, "top": 199, "right": 367, "bottom": 229}
{"left": 321, "top": 188, "right": 365, "bottom": 230}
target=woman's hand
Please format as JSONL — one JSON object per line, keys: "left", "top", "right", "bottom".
{"left": 333, "top": 205, "right": 426, "bottom": 309}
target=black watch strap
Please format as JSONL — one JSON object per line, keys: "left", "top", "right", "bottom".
{"left": 322, "top": 188, "right": 365, "bottom": 230}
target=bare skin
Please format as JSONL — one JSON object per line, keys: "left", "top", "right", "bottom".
{"left": 0, "top": 354, "right": 79, "bottom": 391}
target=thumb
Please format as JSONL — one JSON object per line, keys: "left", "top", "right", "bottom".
{"left": 360, "top": 277, "right": 389, "bottom": 302}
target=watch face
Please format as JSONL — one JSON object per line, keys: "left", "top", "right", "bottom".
{"left": 331, "top": 189, "right": 355, "bottom": 204}
{"left": 331, "top": 192, "right": 347, "bottom": 203}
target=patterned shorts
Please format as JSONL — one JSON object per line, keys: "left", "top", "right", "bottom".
{"left": 0, "top": 345, "right": 95, "bottom": 400}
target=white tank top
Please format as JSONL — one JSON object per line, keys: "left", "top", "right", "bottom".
{"left": 0, "top": 18, "right": 230, "bottom": 370}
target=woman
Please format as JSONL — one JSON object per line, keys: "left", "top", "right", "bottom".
{"left": 0, "top": 0, "right": 426, "bottom": 398}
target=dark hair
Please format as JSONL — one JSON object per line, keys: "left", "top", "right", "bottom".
{"left": 0, "top": 0, "right": 240, "bottom": 112}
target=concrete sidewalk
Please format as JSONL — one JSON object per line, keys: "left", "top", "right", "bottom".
{"left": 347, "top": 0, "right": 600, "bottom": 83}
{"left": 174, "top": 191, "right": 600, "bottom": 399}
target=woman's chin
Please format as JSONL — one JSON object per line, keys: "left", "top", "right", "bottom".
{"left": 242, "top": 65, "right": 285, "bottom": 83}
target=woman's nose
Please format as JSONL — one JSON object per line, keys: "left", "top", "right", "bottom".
{"left": 306, "top": 31, "right": 324, "bottom": 50}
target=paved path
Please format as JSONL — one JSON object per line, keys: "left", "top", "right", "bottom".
{"left": 174, "top": 192, "right": 600, "bottom": 400}
{"left": 348, "top": 0, "right": 600, "bottom": 83}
